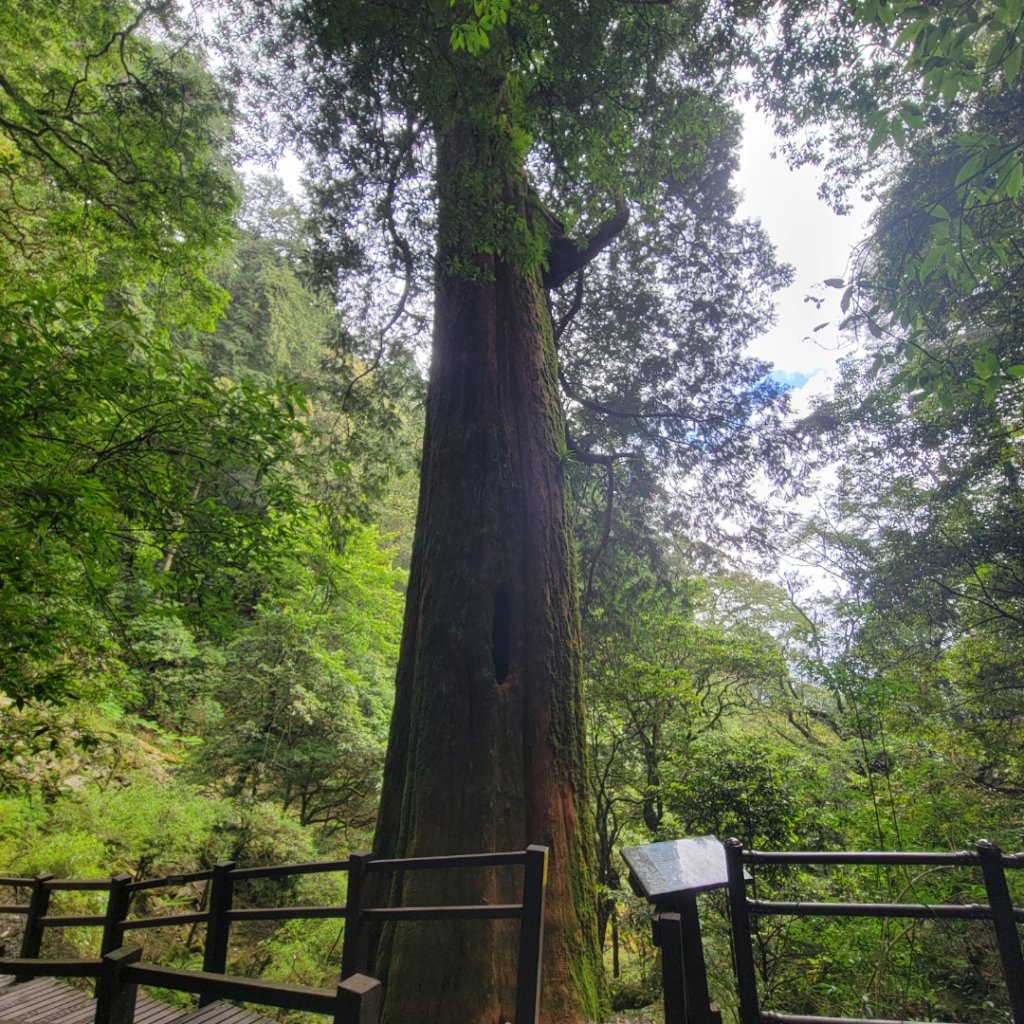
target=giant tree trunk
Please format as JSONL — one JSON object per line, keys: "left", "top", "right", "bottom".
{"left": 371, "top": 119, "right": 604, "bottom": 1024}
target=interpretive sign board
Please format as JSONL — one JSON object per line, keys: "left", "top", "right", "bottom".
{"left": 621, "top": 836, "right": 737, "bottom": 904}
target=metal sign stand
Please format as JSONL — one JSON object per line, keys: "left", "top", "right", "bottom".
{"left": 622, "top": 836, "right": 744, "bottom": 1024}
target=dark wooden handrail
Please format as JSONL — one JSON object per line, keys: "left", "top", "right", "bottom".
{"left": 126, "top": 870, "right": 213, "bottom": 891}
{"left": 725, "top": 838, "right": 1024, "bottom": 1024}
{"left": 0, "top": 956, "right": 102, "bottom": 978}
{"left": 0, "top": 843, "right": 549, "bottom": 1024}
{"left": 229, "top": 857, "right": 350, "bottom": 881}
{"left": 43, "top": 878, "right": 113, "bottom": 891}
{"left": 362, "top": 903, "right": 524, "bottom": 920}
{"left": 121, "top": 911, "right": 209, "bottom": 930}
{"left": 366, "top": 849, "right": 531, "bottom": 871}
{"left": 126, "top": 958, "right": 361, "bottom": 1014}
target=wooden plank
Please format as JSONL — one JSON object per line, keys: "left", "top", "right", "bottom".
{"left": 180, "top": 1005, "right": 236, "bottom": 1024}
{"left": 134, "top": 992, "right": 189, "bottom": 1024}
{"left": 0, "top": 979, "right": 55, "bottom": 1003}
{"left": 0, "top": 976, "right": 92, "bottom": 1022}
{"left": 0, "top": 974, "right": 78, "bottom": 1007}
{"left": 19, "top": 996, "right": 80, "bottom": 1016}
{"left": 41, "top": 1002, "right": 94, "bottom": 1024}
{"left": 133, "top": 1006, "right": 186, "bottom": 1024}
{"left": 13, "top": 990, "right": 85, "bottom": 1017}
{"left": 180, "top": 1001, "right": 276, "bottom": 1024}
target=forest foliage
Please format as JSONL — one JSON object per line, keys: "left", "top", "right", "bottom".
{"left": 1, "top": 1, "right": 1023, "bottom": 1022}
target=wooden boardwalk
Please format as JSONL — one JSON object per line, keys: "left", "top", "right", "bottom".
{"left": 0, "top": 977, "right": 274, "bottom": 1024}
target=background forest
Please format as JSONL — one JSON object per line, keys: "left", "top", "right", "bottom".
{"left": 1, "top": 1, "right": 1023, "bottom": 1022}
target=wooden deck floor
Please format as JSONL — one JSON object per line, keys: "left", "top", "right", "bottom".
{"left": 0, "top": 977, "right": 275, "bottom": 1024}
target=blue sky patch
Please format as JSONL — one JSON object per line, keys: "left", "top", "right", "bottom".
{"left": 769, "top": 369, "right": 815, "bottom": 389}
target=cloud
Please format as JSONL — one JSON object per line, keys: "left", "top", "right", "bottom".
{"left": 770, "top": 369, "right": 815, "bottom": 389}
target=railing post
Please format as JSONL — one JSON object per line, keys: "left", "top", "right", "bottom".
{"left": 341, "top": 852, "right": 376, "bottom": 980}
{"left": 653, "top": 912, "right": 687, "bottom": 1024}
{"left": 724, "top": 839, "right": 760, "bottom": 1024}
{"left": 334, "top": 972, "right": 382, "bottom": 1024}
{"left": 94, "top": 943, "right": 141, "bottom": 1024}
{"left": 17, "top": 872, "right": 53, "bottom": 980}
{"left": 978, "top": 840, "right": 1024, "bottom": 1024}
{"left": 677, "top": 892, "right": 722, "bottom": 1024}
{"left": 514, "top": 845, "right": 548, "bottom": 1024}
{"left": 101, "top": 874, "right": 133, "bottom": 956}
{"left": 199, "top": 860, "right": 235, "bottom": 1007}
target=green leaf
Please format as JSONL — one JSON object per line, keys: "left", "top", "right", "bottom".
{"left": 1004, "top": 364, "right": 1024, "bottom": 379}
{"left": 890, "top": 116, "right": 907, "bottom": 148}
{"left": 919, "top": 246, "right": 943, "bottom": 280}
{"left": 955, "top": 153, "right": 984, "bottom": 187}
{"left": 824, "top": 277, "right": 845, "bottom": 288}
{"left": 895, "top": 21, "right": 926, "bottom": 48}
{"left": 1003, "top": 157, "right": 1023, "bottom": 198}
{"left": 940, "top": 70, "right": 960, "bottom": 105}
{"left": 900, "top": 101, "right": 926, "bottom": 130}
{"left": 867, "top": 119, "right": 890, "bottom": 154}
{"left": 1004, "top": 42, "right": 1022, "bottom": 87}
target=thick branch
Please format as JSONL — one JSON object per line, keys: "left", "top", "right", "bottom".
{"left": 553, "top": 269, "right": 585, "bottom": 345}
{"left": 543, "top": 199, "right": 629, "bottom": 290}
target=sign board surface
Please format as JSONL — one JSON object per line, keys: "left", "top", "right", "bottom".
{"left": 621, "top": 836, "right": 732, "bottom": 901}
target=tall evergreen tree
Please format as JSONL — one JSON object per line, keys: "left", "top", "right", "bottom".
{"left": 221, "top": 3, "right": 795, "bottom": 1020}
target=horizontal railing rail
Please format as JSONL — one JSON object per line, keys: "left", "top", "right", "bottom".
{"left": 725, "top": 838, "right": 1024, "bottom": 1024}
{"left": 121, "top": 911, "right": 209, "bottom": 930}
{"left": 747, "top": 899, "right": 998, "bottom": 921}
{"left": 228, "top": 858, "right": 350, "bottom": 881}
{"left": 365, "top": 849, "right": 530, "bottom": 871}
{"left": 127, "top": 961, "right": 347, "bottom": 1013}
{"left": 126, "top": 870, "right": 214, "bottom": 891}
{"left": 0, "top": 956, "right": 102, "bottom": 978}
{"left": 224, "top": 905, "right": 349, "bottom": 922}
{"left": 0, "top": 843, "right": 549, "bottom": 1024}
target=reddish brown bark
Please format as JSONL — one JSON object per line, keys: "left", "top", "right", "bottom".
{"left": 370, "top": 123, "right": 603, "bottom": 1024}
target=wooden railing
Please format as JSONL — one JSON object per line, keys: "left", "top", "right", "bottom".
{"left": 723, "top": 839, "right": 1024, "bottom": 1024}
{"left": 1, "top": 946, "right": 379, "bottom": 1024}
{"left": 0, "top": 844, "right": 548, "bottom": 1024}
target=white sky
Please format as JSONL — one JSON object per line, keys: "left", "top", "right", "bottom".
{"left": 734, "top": 101, "right": 873, "bottom": 411}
